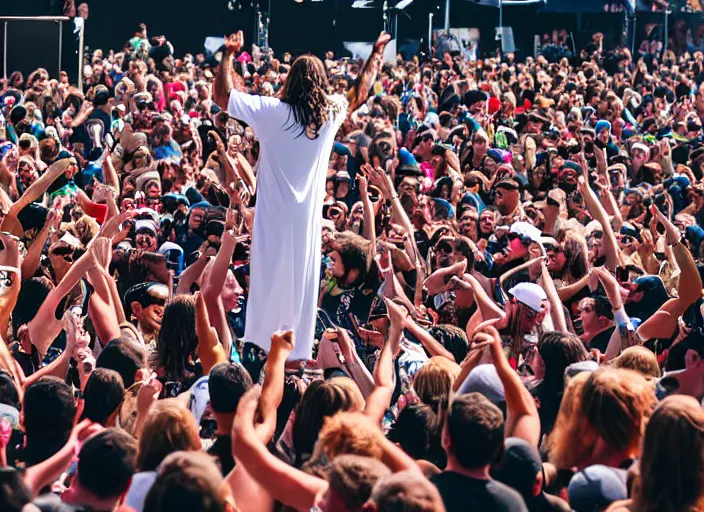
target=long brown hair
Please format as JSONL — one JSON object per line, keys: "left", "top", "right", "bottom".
{"left": 633, "top": 396, "right": 704, "bottom": 512}
{"left": 278, "top": 55, "right": 338, "bottom": 139}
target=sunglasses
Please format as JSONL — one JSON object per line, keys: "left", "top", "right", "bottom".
{"left": 619, "top": 235, "right": 635, "bottom": 244}
{"left": 543, "top": 243, "right": 563, "bottom": 253}
{"left": 508, "top": 233, "right": 534, "bottom": 247}
{"left": 51, "top": 246, "right": 75, "bottom": 256}
{"left": 588, "top": 231, "right": 604, "bottom": 240}
{"left": 521, "top": 304, "right": 539, "bottom": 320}
{"left": 435, "top": 241, "right": 453, "bottom": 254}
{"left": 525, "top": 209, "right": 540, "bottom": 221}
{"left": 579, "top": 303, "right": 595, "bottom": 313}
{"left": 546, "top": 196, "right": 561, "bottom": 208}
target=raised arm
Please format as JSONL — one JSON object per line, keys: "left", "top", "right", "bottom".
{"left": 357, "top": 166, "right": 376, "bottom": 248}
{"left": 365, "top": 298, "right": 403, "bottom": 425}
{"left": 213, "top": 32, "right": 245, "bottom": 111}
{"left": 424, "top": 260, "right": 467, "bottom": 295}
{"left": 233, "top": 152, "right": 256, "bottom": 196}
{"left": 462, "top": 273, "right": 505, "bottom": 321}
{"left": 86, "top": 237, "right": 121, "bottom": 345}
{"left": 3, "top": 158, "right": 66, "bottom": 227}
{"left": 538, "top": 260, "right": 567, "bottom": 333}
{"left": 102, "top": 148, "right": 120, "bottom": 194}
{"left": 477, "top": 322, "right": 540, "bottom": 447}
{"left": 257, "top": 331, "right": 294, "bottom": 443}
{"left": 177, "top": 250, "right": 210, "bottom": 295}
{"left": 578, "top": 171, "right": 620, "bottom": 271}
{"left": 28, "top": 248, "right": 95, "bottom": 356}
{"left": 22, "top": 312, "right": 82, "bottom": 389}
{"left": 638, "top": 205, "right": 703, "bottom": 341}
{"left": 21, "top": 209, "right": 60, "bottom": 280}
{"left": 232, "top": 386, "right": 329, "bottom": 511}
{"left": 202, "top": 209, "right": 238, "bottom": 356}
{"left": 346, "top": 32, "right": 390, "bottom": 114}
{"left": 336, "top": 327, "right": 375, "bottom": 398}
{"left": 195, "top": 292, "right": 228, "bottom": 375}
{"left": 404, "top": 316, "right": 456, "bottom": 362}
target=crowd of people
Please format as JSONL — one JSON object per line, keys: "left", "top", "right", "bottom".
{"left": 1, "top": 17, "right": 704, "bottom": 512}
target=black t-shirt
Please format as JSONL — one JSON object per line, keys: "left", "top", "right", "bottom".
{"left": 432, "top": 471, "right": 528, "bottom": 512}
{"left": 588, "top": 326, "right": 616, "bottom": 353}
{"left": 208, "top": 434, "right": 235, "bottom": 475}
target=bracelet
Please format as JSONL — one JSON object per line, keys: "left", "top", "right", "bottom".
{"left": 667, "top": 233, "right": 685, "bottom": 247}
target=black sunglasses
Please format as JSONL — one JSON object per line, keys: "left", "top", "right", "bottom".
{"left": 51, "top": 246, "right": 75, "bottom": 256}
{"left": 508, "top": 233, "right": 533, "bottom": 247}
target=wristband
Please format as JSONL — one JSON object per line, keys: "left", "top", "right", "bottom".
{"left": 667, "top": 233, "right": 685, "bottom": 247}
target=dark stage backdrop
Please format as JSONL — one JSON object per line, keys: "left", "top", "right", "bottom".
{"left": 0, "top": 0, "right": 667, "bottom": 66}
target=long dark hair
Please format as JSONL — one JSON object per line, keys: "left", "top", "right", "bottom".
{"left": 157, "top": 294, "right": 198, "bottom": 382}
{"left": 278, "top": 55, "right": 337, "bottom": 139}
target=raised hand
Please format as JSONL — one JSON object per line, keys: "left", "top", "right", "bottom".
{"left": 592, "top": 266, "right": 622, "bottom": 309}
{"left": 69, "top": 419, "right": 104, "bottom": 446}
{"left": 75, "top": 347, "right": 95, "bottom": 389}
{"left": 317, "top": 330, "right": 344, "bottom": 369}
{"left": 137, "top": 373, "right": 163, "bottom": 417}
{"left": 270, "top": 330, "right": 295, "bottom": 355}
{"left": 224, "top": 31, "right": 244, "bottom": 55}
{"left": 374, "top": 32, "right": 392, "bottom": 54}
{"left": 89, "top": 236, "right": 113, "bottom": 270}
{"left": 225, "top": 205, "right": 237, "bottom": 231}
{"left": 650, "top": 203, "right": 679, "bottom": 246}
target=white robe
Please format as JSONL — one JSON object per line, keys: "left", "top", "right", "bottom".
{"left": 227, "top": 89, "right": 347, "bottom": 360}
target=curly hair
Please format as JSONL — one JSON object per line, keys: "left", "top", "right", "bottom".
{"left": 279, "top": 55, "right": 338, "bottom": 139}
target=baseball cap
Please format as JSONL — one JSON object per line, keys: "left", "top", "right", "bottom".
{"left": 495, "top": 177, "right": 522, "bottom": 192}
{"left": 508, "top": 282, "right": 547, "bottom": 312}
{"left": 631, "top": 142, "right": 649, "bottom": 154}
{"left": 510, "top": 222, "right": 542, "bottom": 245}
{"left": 619, "top": 223, "right": 642, "bottom": 243}
{"left": 134, "top": 219, "right": 157, "bottom": 237}
{"left": 457, "top": 364, "right": 505, "bottom": 404}
{"left": 564, "top": 360, "right": 599, "bottom": 380}
{"left": 568, "top": 465, "right": 628, "bottom": 512}
{"left": 492, "top": 437, "right": 543, "bottom": 497}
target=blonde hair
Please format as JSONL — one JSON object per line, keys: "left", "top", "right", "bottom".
{"left": 612, "top": 346, "right": 661, "bottom": 379}
{"left": 313, "top": 412, "right": 384, "bottom": 462}
{"left": 547, "top": 369, "right": 656, "bottom": 469}
{"left": 138, "top": 399, "right": 201, "bottom": 471}
{"left": 412, "top": 357, "right": 460, "bottom": 413}
{"left": 74, "top": 215, "right": 100, "bottom": 247}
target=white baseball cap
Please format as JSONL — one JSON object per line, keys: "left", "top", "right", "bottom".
{"left": 508, "top": 282, "right": 547, "bottom": 312}
{"left": 510, "top": 221, "right": 542, "bottom": 245}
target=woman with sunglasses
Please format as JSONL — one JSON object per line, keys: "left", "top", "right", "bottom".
{"left": 544, "top": 232, "right": 591, "bottom": 332}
